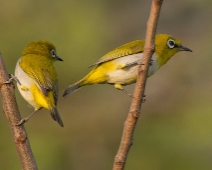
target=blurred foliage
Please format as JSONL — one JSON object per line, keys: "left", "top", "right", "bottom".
{"left": 0, "top": 0, "right": 212, "bottom": 169}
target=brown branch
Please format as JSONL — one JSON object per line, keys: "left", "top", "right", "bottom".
{"left": 0, "top": 53, "right": 38, "bottom": 170}
{"left": 113, "top": 0, "right": 163, "bottom": 169}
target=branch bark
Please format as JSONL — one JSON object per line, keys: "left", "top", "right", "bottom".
{"left": 113, "top": 0, "right": 163, "bottom": 169}
{"left": 0, "top": 53, "right": 37, "bottom": 170}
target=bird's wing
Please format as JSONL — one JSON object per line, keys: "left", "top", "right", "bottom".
{"left": 20, "top": 57, "right": 58, "bottom": 99}
{"left": 42, "top": 69, "right": 59, "bottom": 105}
{"left": 89, "top": 40, "right": 145, "bottom": 67}
{"left": 52, "top": 79, "right": 59, "bottom": 105}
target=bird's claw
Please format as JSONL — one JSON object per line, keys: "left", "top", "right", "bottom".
{"left": 16, "top": 118, "right": 28, "bottom": 126}
{"left": 149, "top": 60, "right": 153, "bottom": 66}
{"left": 142, "top": 95, "right": 146, "bottom": 103}
{"left": 4, "top": 74, "right": 21, "bottom": 85}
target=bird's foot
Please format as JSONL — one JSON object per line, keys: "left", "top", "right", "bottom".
{"left": 16, "top": 110, "right": 38, "bottom": 126}
{"left": 4, "top": 74, "right": 21, "bottom": 85}
{"left": 149, "top": 59, "right": 153, "bottom": 66}
{"left": 142, "top": 95, "right": 146, "bottom": 103}
{"left": 4, "top": 74, "right": 28, "bottom": 91}
{"left": 16, "top": 118, "right": 28, "bottom": 126}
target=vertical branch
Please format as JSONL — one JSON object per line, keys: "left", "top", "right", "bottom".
{"left": 113, "top": 0, "right": 163, "bottom": 170}
{"left": 0, "top": 53, "right": 37, "bottom": 170}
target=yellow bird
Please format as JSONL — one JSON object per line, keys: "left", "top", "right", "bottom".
{"left": 63, "top": 34, "right": 192, "bottom": 98}
{"left": 14, "top": 40, "right": 64, "bottom": 127}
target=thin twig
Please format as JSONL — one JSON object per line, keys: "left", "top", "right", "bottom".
{"left": 0, "top": 53, "right": 37, "bottom": 170}
{"left": 113, "top": 0, "right": 163, "bottom": 169}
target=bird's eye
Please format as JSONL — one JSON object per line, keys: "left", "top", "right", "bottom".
{"left": 51, "top": 49, "right": 57, "bottom": 58}
{"left": 167, "top": 39, "right": 175, "bottom": 49}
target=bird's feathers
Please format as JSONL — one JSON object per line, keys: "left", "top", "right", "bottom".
{"left": 63, "top": 79, "right": 83, "bottom": 97}
{"left": 89, "top": 40, "right": 145, "bottom": 67}
{"left": 50, "top": 108, "right": 64, "bottom": 127}
{"left": 19, "top": 54, "right": 58, "bottom": 99}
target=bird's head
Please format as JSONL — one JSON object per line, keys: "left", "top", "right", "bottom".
{"left": 22, "top": 40, "right": 63, "bottom": 62}
{"left": 155, "top": 34, "right": 192, "bottom": 66}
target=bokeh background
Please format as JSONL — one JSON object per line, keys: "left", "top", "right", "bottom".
{"left": 0, "top": 0, "right": 212, "bottom": 169}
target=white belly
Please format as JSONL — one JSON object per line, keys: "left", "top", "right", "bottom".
{"left": 15, "top": 58, "right": 40, "bottom": 109}
{"left": 107, "top": 53, "right": 159, "bottom": 85}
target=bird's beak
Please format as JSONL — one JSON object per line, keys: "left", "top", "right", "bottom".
{"left": 56, "top": 55, "right": 63, "bottom": 61}
{"left": 177, "top": 45, "right": 192, "bottom": 52}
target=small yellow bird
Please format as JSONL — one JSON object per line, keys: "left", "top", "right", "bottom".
{"left": 15, "top": 40, "right": 64, "bottom": 127}
{"left": 63, "top": 34, "right": 192, "bottom": 97}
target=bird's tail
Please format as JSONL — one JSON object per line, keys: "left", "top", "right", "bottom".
{"left": 63, "top": 78, "right": 85, "bottom": 97}
{"left": 50, "top": 108, "right": 64, "bottom": 127}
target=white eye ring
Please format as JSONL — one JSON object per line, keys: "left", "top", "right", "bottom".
{"left": 167, "top": 39, "right": 175, "bottom": 49}
{"left": 51, "top": 49, "right": 57, "bottom": 58}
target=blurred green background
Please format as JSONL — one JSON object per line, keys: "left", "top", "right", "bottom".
{"left": 0, "top": 0, "right": 212, "bottom": 169}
